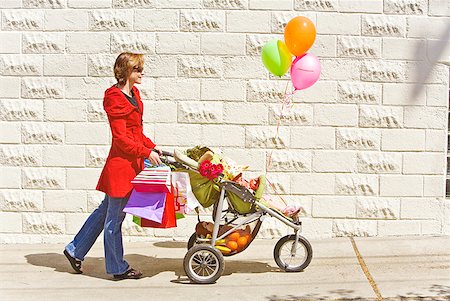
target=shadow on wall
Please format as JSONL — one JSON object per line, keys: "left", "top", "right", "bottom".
{"left": 411, "top": 24, "right": 450, "bottom": 99}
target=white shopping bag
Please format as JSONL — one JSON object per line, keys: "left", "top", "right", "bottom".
{"left": 172, "top": 172, "right": 200, "bottom": 214}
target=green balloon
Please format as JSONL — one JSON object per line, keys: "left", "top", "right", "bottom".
{"left": 261, "top": 39, "right": 292, "bottom": 77}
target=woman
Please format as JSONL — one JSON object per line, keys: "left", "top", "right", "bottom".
{"left": 64, "top": 52, "right": 162, "bottom": 280}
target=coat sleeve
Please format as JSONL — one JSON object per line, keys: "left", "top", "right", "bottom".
{"left": 109, "top": 116, "right": 152, "bottom": 158}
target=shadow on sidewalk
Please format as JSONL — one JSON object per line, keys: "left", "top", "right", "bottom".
{"left": 24, "top": 252, "right": 279, "bottom": 281}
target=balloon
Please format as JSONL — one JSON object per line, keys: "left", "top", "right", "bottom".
{"left": 284, "top": 16, "right": 316, "bottom": 56}
{"left": 261, "top": 39, "right": 292, "bottom": 77}
{"left": 290, "top": 53, "right": 321, "bottom": 91}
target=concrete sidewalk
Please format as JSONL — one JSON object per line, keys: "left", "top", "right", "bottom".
{"left": 0, "top": 236, "right": 449, "bottom": 301}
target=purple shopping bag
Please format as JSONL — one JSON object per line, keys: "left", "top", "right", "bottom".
{"left": 123, "top": 189, "right": 167, "bottom": 223}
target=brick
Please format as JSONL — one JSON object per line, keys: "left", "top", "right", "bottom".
{"left": 425, "top": 129, "right": 446, "bottom": 152}
{"left": 22, "top": 77, "right": 64, "bottom": 99}
{"left": 362, "top": 15, "right": 406, "bottom": 37}
{"left": 111, "top": 32, "right": 155, "bottom": 54}
{"left": 155, "top": 78, "right": 200, "bottom": 100}
{"left": 384, "top": 0, "right": 427, "bottom": 15}
{"left": 361, "top": 60, "right": 407, "bottom": 83}
{"left": 23, "top": 213, "right": 65, "bottom": 234}
{"left": 295, "top": 0, "right": 338, "bottom": 11}
{"left": 0, "top": 32, "right": 21, "bottom": 53}
{"left": 65, "top": 77, "right": 114, "bottom": 99}
{"left": 22, "top": 122, "right": 64, "bottom": 144}
{"left": 23, "top": 0, "right": 65, "bottom": 8}
{"left": 382, "top": 38, "right": 426, "bottom": 60}
{"left": 0, "top": 122, "right": 21, "bottom": 143}
{"left": 245, "top": 34, "right": 281, "bottom": 56}
{"left": 65, "top": 123, "right": 109, "bottom": 145}
{"left": 427, "top": 85, "right": 449, "bottom": 107}
{"left": 0, "top": 99, "right": 43, "bottom": 121}
{"left": 0, "top": 77, "right": 21, "bottom": 98}
{"left": 381, "top": 129, "right": 425, "bottom": 151}
{"left": 309, "top": 35, "right": 336, "bottom": 57}
{"left": 383, "top": 83, "right": 426, "bottom": 105}
{"left": 0, "top": 54, "right": 42, "bottom": 76}
{"left": 403, "top": 152, "right": 445, "bottom": 175}
{"left": 0, "top": 145, "right": 42, "bottom": 166}
{"left": 339, "top": 0, "right": 382, "bottom": 13}
{"left": 224, "top": 102, "right": 267, "bottom": 125}
{"left": 178, "top": 56, "right": 222, "bottom": 78}
{"left": 337, "top": 36, "right": 381, "bottom": 58}
{"left": 44, "top": 190, "right": 87, "bottom": 212}
{"left": 202, "top": 124, "right": 245, "bottom": 147}
{"left": 333, "top": 220, "right": 378, "bottom": 237}
{"left": 0, "top": 0, "right": 22, "bottom": 8}
{"left": 2, "top": 9, "right": 44, "bottom": 30}
{"left": 421, "top": 220, "right": 442, "bottom": 235}
{"left": 250, "top": 0, "right": 292, "bottom": 10}
{"left": 424, "top": 175, "right": 446, "bottom": 197}
{"left": 379, "top": 175, "right": 423, "bottom": 196}
{"left": 44, "top": 100, "right": 86, "bottom": 122}
{"left": 428, "top": 0, "right": 450, "bottom": 16}
{"left": 271, "top": 12, "right": 315, "bottom": 34}
{"left": 0, "top": 190, "right": 43, "bottom": 212}
{"left": 66, "top": 33, "right": 110, "bottom": 54}
{"left": 223, "top": 56, "right": 266, "bottom": 79}
{"left": 301, "top": 218, "right": 333, "bottom": 239}
{"left": 246, "top": 126, "right": 289, "bottom": 149}
{"left": 203, "top": 0, "right": 247, "bottom": 9}
{"left": 407, "top": 61, "right": 448, "bottom": 85}
{"left": 113, "top": 0, "right": 154, "bottom": 8}
{"left": 180, "top": 10, "right": 225, "bottom": 32}
{"left": 68, "top": 0, "right": 112, "bottom": 8}
{"left": 407, "top": 16, "right": 449, "bottom": 39}
{"left": 400, "top": 198, "right": 441, "bottom": 219}
{"left": 44, "top": 9, "right": 88, "bottom": 31}
{"left": 335, "top": 174, "right": 378, "bottom": 196}
{"left": 145, "top": 55, "right": 177, "bottom": 77}
{"left": 87, "top": 191, "right": 105, "bottom": 211}
{"left": 87, "top": 100, "right": 107, "bottom": 122}
{"left": 178, "top": 101, "right": 223, "bottom": 124}
{"left": 89, "top": 10, "right": 133, "bottom": 31}
{"left": 0, "top": 167, "right": 21, "bottom": 188}
{"left": 156, "top": 33, "right": 200, "bottom": 54}
{"left": 317, "top": 13, "right": 360, "bottom": 35}
{"left": 291, "top": 173, "right": 335, "bottom": 194}
{"left": 65, "top": 213, "right": 90, "bottom": 235}
{"left": 135, "top": 9, "right": 178, "bottom": 31}
{"left": 267, "top": 150, "right": 311, "bottom": 172}
{"left": 226, "top": 11, "right": 270, "bottom": 33}
{"left": 222, "top": 148, "right": 266, "bottom": 172}
{"left": 201, "top": 79, "right": 246, "bottom": 101}
{"left": 356, "top": 197, "right": 400, "bottom": 219}
{"left": 292, "top": 81, "right": 338, "bottom": 103}
{"left": 268, "top": 104, "right": 312, "bottom": 126}
{"left": 142, "top": 101, "right": 177, "bottom": 123}
{"left": 359, "top": 105, "right": 403, "bottom": 128}
{"left": 247, "top": 80, "right": 286, "bottom": 103}
{"left": 43, "top": 145, "right": 85, "bottom": 167}
{"left": 66, "top": 168, "right": 101, "bottom": 190}
{"left": 404, "top": 106, "right": 447, "bottom": 130}
{"left": 22, "top": 167, "right": 65, "bottom": 189}
{"left": 378, "top": 220, "right": 421, "bottom": 235}
{"left": 357, "top": 152, "right": 402, "bottom": 174}
{"left": 86, "top": 146, "right": 109, "bottom": 167}
{"left": 313, "top": 150, "right": 357, "bottom": 173}
{"left": 43, "top": 55, "right": 87, "bottom": 76}
{"left": 0, "top": 212, "right": 22, "bottom": 232}
{"left": 291, "top": 127, "right": 335, "bottom": 149}
{"left": 320, "top": 59, "right": 361, "bottom": 81}
{"left": 23, "top": 32, "right": 65, "bottom": 54}
{"left": 154, "top": 124, "right": 203, "bottom": 146}
{"left": 315, "top": 104, "right": 358, "bottom": 126}
{"left": 156, "top": 0, "right": 201, "bottom": 8}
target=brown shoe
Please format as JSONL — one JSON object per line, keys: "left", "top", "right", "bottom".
{"left": 113, "top": 268, "right": 143, "bottom": 280}
{"left": 63, "top": 250, "right": 82, "bottom": 274}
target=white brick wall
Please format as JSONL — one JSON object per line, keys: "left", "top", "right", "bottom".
{"left": 0, "top": 0, "right": 448, "bottom": 242}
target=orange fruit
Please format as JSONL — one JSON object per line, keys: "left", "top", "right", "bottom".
{"left": 228, "top": 232, "right": 240, "bottom": 242}
{"left": 237, "top": 236, "right": 248, "bottom": 249}
{"left": 226, "top": 240, "right": 238, "bottom": 251}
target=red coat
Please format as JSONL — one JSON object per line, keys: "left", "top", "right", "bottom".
{"left": 96, "top": 85, "right": 156, "bottom": 198}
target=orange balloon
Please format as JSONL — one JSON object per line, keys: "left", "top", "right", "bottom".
{"left": 284, "top": 16, "right": 316, "bottom": 56}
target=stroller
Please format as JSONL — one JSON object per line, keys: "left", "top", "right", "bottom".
{"left": 159, "top": 149, "right": 312, "bottom": 284}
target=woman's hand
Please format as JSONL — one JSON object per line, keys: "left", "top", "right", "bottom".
{"left": 148, "top": 150, "right": 162, "bottom": 166}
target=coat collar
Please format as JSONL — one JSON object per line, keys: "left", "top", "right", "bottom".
{"left": 113, "top": 84, "right": 143, "bottom": 113}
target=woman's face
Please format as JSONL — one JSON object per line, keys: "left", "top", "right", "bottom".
{"left": 129, "top": 66, "right": 144, "bottom": 85}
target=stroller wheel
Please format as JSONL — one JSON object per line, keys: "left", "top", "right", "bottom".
{"left": 273, "top": 234, "right": 312, "bottom": 272}
{"left": 187, "top": 232, "right": 197, "bottom": 250}
{"left": 183, "top": 244, "right": 225, "bottom": 284}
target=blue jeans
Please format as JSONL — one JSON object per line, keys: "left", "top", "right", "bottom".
{"left": 65, "top": 194, "right": 130, "bottom": 275}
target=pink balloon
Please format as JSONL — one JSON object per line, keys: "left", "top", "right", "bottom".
{"left": 290, "top": 53, "right": 321, "bottom": 91}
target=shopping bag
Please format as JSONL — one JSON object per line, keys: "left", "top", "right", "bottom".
{"left": 132, "top": 189, "right": 177, "bottom": 228}
{"left": 123, "top": 190, "right": 166, "bottom": 223}
{"left": 172, "top": 171, "right": 200, "bottom": 214}
{"left": 131, "top": 165, "right": 171, "bottom": 193}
